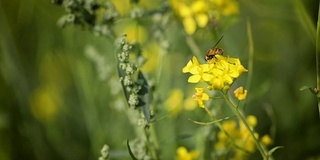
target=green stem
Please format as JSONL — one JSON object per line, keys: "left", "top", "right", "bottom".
{"left": 246, "top": 19, "right": 254, "bottom": 92}
{"left": 186, "top": 35, "right": 203, "bottom": 59}
{"left": 144, "top": 124, "right": 159, "bottom": 159}
{"left": 223, "top": 93, "right": 268, "bottom": 159}
{"left": 316, "top": 2, "right": 320, "bottom": 117}
{"left": 203, "top": 106, "right": 253, "bottom": 154}
{"left": 150, "top": 123, "right": 160, "bottom": 159}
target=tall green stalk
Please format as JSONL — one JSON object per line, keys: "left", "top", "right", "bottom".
{"left": 316, "top": 2, "right": 320, "bottom": 117}
{"left": 246, "top": 19, "right": 254, "bottom": 92}
{"left": 222, "top": 93, "right": 269, "bottom": 159}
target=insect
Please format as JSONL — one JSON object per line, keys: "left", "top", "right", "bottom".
{"left": 205, "top": 36, "right": 224, "bottom": 61}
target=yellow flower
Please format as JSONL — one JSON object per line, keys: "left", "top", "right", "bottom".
{"left": 183, "top": 89, "right": 198, "bottom": 111}
{"left": 184, "top": 95, "right": 198, "bottom": 111}
{"left": 29, "top": 85, "right": 61, "bottom": 122}
{"left": 192, "top": 88, "right": 209, "bottom": 108}
{"left": 261, "top": 135, "right": 273, "bottom": 146}
{"left": 170, "top": 0, "right": 209, "bottom": 35}
{"left": 176, "top": 147, "right": 199, "bottom": 160}
{"left": 246, "top": 115, "right": 257, "bottom": 127}
{"left": 183, "top": 55, "right": 247, "bottom": 90}
{"left": 170, "top": 0, "right": 239, "bottom": 34}
{"left": 182, "top": 56, "right": 213, "bottom": 83}
{"left": 165, "top": 89, "right": 184, "bottom": 116}
{"left": 141, "top": 42, "right": 160, "bottom": 73}
{"left": 182, "top": 56, "right": 200, "bottom": 73}
{"left": 210, "top": 0, "right": 239, "bottom": 17}
{"left": 182, "top": 16, "right": 197, "bottom": 35}
{"left": 115, "top": 23, "right": 147, "bottom": 43}
{"left": 234, "top": 86, "right": 248, "bottom": 100}
{"left": 208, "top": 55, "right": 247, "bottom": 90}
{"left": 111, "top": 0, "right": 130, "bottom": 15}
{"left": 215, "top": 115, "right": 272, "bottom": 159}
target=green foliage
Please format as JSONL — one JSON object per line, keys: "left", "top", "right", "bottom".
{"left": 0, "top": 0, "right": 320, "bottom": 160}
{"left": 126, "top": 140, "right": 138, "bottom": 160}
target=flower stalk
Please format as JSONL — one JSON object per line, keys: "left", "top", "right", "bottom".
{"left": 222, "top": 92, "right": 269, "bottom": 159}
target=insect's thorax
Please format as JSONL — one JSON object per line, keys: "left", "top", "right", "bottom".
{"left": 205, "top": 48, "right": 224, "bottom": 61}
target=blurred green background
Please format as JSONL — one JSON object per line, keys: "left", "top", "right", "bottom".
{"left": 0, "top": 0, "right": 320, "bottom": 159}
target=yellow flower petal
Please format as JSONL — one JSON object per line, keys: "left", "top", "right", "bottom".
{"left": 188, "top": 75, "right": 201, "bottom": 83}
{"left": 192, "top": 56, "right": 200, "bottom": 65}
{"left": 183, "top": 17, "right": 196, "bottom": 35}
{"left": 182, "top": 60, "right": 193, "bottom": 73}
{"left": 195, "top": 13, "right": 209, "bottom": 28}
{"left": 202, "top": 73, "right": 213, "bottom": 82}
{"left": 191, "top": 1, "right": 207, "bottom": 13}
{"left": 202, "top": 92, "right": 209, "bottom": 100}
{"left": 179, "top": 4, "right": 192, "bottom": 17}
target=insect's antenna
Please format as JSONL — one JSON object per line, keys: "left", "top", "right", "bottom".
{"left": 213, "top": 36, "right": 224, "bottom": 48}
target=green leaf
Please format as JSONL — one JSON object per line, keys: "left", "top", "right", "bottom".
{"left": 300, "top": 86, "right": 318, "bottom": 96}
{"left": 126, "top": 140, "right": 138, "bottom": 160}
{"left": 137, "top": 71, "right": 151, "bottom": 122}
{"left": 293, "top": 0, "right": 316, "bottom": 45}
{"left": 189, "top": 115, "right": 236, "bottom": 125}
{"left": 117, "top": 66, "right": 130, "bottom": 104}
{"left": 268, "top": 146, "right": 284, "bottom": 156}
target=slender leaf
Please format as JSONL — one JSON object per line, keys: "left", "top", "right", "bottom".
{"left": 126, "top": 140, "right": 138, "bottom": 160}
{"left": 117, "top": 65, "right": 130, "bottom": 104}
{"left": 268, "top": 146, "right": 284, "bottom": 156}
{"left": 189, "top": 115, "right": 236, "bottom": 125}
{"left": 137, "top": 71, "right": 151, "bottom": 122}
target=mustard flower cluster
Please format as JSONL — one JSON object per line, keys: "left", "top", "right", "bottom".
{"left": 182, "top": 55, "right": 247, "bottom": 107}
{"left": 215, "top": 115, "right": 272, "bottom": 159}
{"left": 183, "top": 55, "right": 247, "bottom": 90}
{"left": 170, "top": 0, "right": 239, "bottom": 34}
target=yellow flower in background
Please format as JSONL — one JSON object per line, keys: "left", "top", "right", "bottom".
{"left": 29, "top": 85, "right": 61, "bottom": 122}
{"left": 261, "top": 135, "right": 273, "bottom": 146}
{"left": 246, "top": 115, "right": 257, "bottom": 127}
{"left": 176, "top": 146, "right": 199, "bottom": 160}
{"left": 210, "top": 0, "right": 239, "bottom": 16}
{"left": 234, "top": 86, "right": 248, "bottom": 100}
{"left": 192, "top": 88, "right": 209, "bottom": 108}
{"left": 215, "top": 115, "right": 272, "bottom": 159}
{"left": 171, "top": 0, "right": 209, "bottom": 35}
{"left": 165, "top": 89, "right": 184, "bottom": 116}
{"left": 111, "top": 0, "right": 130, "bottom": 15}
{"left": 183, "top": 96, "right": 198, "bottom": 110}
{"left": 29, "top": 52, "right": 70, "bottom": 122}
{"left": 141, "top": 42, "right": 160, "bottom": 73}
{"left": 170, "top": 0, "right": 239, "bottom": 34}
{"left": 116, "top": 23, "right": 147, "bottom": 43}
{"left": 165, "top": 88, "right": 199, "bottom": 115}
{"left": 112, "top": 0, "right": 160, "bottom": 15}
